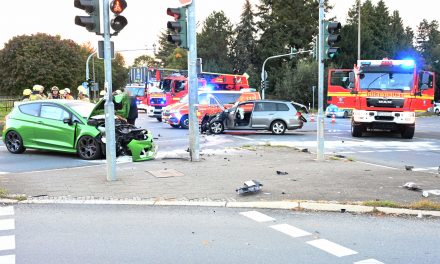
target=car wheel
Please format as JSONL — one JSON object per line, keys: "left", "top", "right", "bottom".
{"left": 435, "top": 109, "right": 439, "bottom": 115}
{"left": 210, "top": 121, "right": 224, "bottom": 134}
{"left": 271, "top": 120, "right": 286, "bottom": 135}
{"left": 156, "top": 117, "right": 162, "bottom": 122}
{"left": 401, "top": 126, "right": 415, "bottom": 139}
{"left": 351, "top": 121, "right": 363, "bottom": 137}
{"left": 77, "top": 135, "right": 102, "bottom": 160}
{"left": 343, "top": 111, "right": 348, "bottom": 118}
{"left": 5, "top": 131, "right": 26, "bottom": 154}
{"left": 180, "top": 115, "right": 189, "bottom": 129}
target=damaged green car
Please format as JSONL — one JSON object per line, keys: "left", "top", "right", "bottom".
{"left": 2, "top": 94, "right": 156, "bottom": 161}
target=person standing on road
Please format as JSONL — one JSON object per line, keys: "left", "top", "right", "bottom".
{"left": 47, "top": 86, "right": 61, "bottom": 99}
{"left": 127, "top": 91, "right": 138, "bottom": 126}
{"left": 22, "top": 89, "right": 32, "bottom": 101}
{"left": 77, "top": 86, "right": 90, "bottom": 102}
{"left": 29, "top": 85, "right": 44, "bottom": 101}
{"left": 63, "top": 88, "right": 74, "bottom": 100}
{"left": 38, "top": 85, "right": 47, "bottom": 99}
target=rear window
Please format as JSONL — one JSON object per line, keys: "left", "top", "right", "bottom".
{"left": 276, "top": 103, "right": 289, "bottom": 111}
{"left": 19, "top": 103, "right": 40, "bottom": 117}
{"left": 213, "top": 93, "right": 241, "bottom": 104}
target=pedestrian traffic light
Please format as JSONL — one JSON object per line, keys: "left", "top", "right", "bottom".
{"left": 166, "top": 7, "right": 188, "bottom": 49}
{"left": 290, "top": 47, "right": 297, "bottom": 59}
{"left": 74, "top": 0, "right": 100, "bottom": 34}
{"left": 324, "top": 21, "right": 341, "bottom": 59}
{"left": 110, "top": 0, "right": 128, "bottom": 33}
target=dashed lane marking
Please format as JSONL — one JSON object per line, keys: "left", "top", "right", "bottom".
{"left": 0, "top": 219, "right": 15, "bottom": 231}
{"left": 306, "top": 239, "right": 358, "bottom": 257}
{"left": 358, "top": 150, "right": 375, "bottom": 153}
{"left": 0, "top": 206, "right": 14, "bottom": 217}
{"left": 0, "top": 235, "right": 15, "bottom": 251}
{"left": 232, "top": 135, "right": 254, "bottom": 141}
{"left": 0, "top": 255, "right": 15, "bottom": 264}
{"left": 270, "top": 224, "right": 312, "bottom": 238}
{"left": 354, "top": 259, "right": 384, "bottom": 264}
{"left": 412, "top": 166, "right": 439, "bottom": 172}
{"left": 239, "top": 211, "right": 275, "bottom": 222}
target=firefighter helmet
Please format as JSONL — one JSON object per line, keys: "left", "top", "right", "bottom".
{"left": 23, "top": 89, "right": 32, "bottom": 96}
{"left": 33, "top": 84, "right": 43, "bottom": 91}
{"left": 51, "top": 86, "right": 59, "bottom": 91}
{"left": 64, "top": 88, "right": 71, "bottom": 94}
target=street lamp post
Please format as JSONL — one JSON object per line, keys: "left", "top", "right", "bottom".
{"left": 358, "top": 0, "right": 361, "bottom": 60}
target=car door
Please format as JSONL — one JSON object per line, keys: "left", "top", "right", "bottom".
{"left": 16, "top": 103, "right": 41, "bottom": 146}
{"left": 252, "top": 102, "right": 276, "bottom": 129}
{"left": 33, "top": 103, "right": 76, "bottom": 150}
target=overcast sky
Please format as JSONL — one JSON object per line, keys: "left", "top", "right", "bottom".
{"left": 1, "top": 0, "right": 438, "bottom": 66}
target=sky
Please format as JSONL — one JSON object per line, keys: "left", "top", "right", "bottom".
{"left": 1, "top": 0, "right": 438, "bottom": 66}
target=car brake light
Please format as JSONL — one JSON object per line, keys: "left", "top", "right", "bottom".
{"left": 296, "top": 112, "right": 302, "bottom": 117}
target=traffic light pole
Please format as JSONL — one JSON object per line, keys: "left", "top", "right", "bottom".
{"left": 317, "top": 0, "right": 325, "bottom": 161}
{"left": 86, "top": 51, "right": 98, "bottom": 80}
{"left": 103, "top": 0, "right": 117, "bottom": 180}
{"left": 187, "top": 0, "right": 199, "bottom": 161}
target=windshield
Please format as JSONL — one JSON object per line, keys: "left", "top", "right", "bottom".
{"left": 359, "top": 72, "right": 414, "bottom": 91}
{"left": 179, "top": 93, "right": 241, "bottom": 105}
{"left": 66, "top": 102, "right": 96, "bottom": 118}
{"left": 161, "top": 79, "right": 172, "bottom": 93}
{"left": 125, "top": 87, "right": 145, "bottom": 97}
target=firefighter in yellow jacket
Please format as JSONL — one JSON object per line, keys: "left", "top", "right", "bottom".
{"left": 29, "top": 85, "right": 44, "bottom": 101}
{"left": 77, "top": 85, "right": 90, "bottom": 102}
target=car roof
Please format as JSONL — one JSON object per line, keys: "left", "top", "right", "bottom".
{"left": 239, "top": 99, "right": 290, "bottom": 103}
{"left": 18, "top": 100, "right": 93, "bottom": 107}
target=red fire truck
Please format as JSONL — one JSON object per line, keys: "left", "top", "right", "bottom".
{"left": 327, "top": 58, "right": 436, "bottom": 139}
{"left": 146, "top": 72, "right": 250, "bottom": 121}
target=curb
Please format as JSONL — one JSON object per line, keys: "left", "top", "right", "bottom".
{"left": 2, "top": 198, "right": 439, "bottom": 217}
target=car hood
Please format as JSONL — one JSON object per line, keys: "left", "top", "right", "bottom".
{"left": 88, "top": 93, "right": 129, "bottom": 119}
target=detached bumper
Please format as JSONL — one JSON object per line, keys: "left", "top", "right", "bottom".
{"left": 353, "top": 110, "right": 415, "bottom": 124}
{"left": 126, "top": 131, "right": 156, "bottom": 162}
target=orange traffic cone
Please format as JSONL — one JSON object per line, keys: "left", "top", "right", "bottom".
{"left": 331, "top": 114, "right": 336, "bottom": 123}
{"left": 310, "top": 113, "right": 315, "bottom": 122}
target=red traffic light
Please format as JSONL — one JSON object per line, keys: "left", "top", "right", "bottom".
{"left": 110, "top": 0, "right": 127, "bottom": 15}
{"left": 167, "top": 8, "right": 182, "bottom": 20}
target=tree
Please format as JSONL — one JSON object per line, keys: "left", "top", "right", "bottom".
{"left": 231, "top": 0, "right": 257, "bottom": 74}
{"left": 155, "top": 29, "right": 188, "bottom": 68}
{"left": 132, "top": 55, "right": 158, "bottom": 67}
{"left": 197, "top": 11, "right": 234, "bottom": 72}
{"left": 0, "top": 33, "right": 85, "bottom": 95}
{"left": 165, "top": 48, "right": 188, "bottom": 69}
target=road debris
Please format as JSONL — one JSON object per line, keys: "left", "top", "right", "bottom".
{"left": 422, "top": 190, "right": 440, "bottom": 197}
{"left": 405, "top": 165, "right": 414, "bottom": 171}
{"left": 236, "top": 180, "right": 263, "bottom": 195}
{"left": 402, "top": 182, "right": 422, "bottom": 191}
{"left": 276, "top": 171, "right": 288, "bottom": 175}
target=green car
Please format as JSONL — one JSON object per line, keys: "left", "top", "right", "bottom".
{"left": 2, "top": 95, "right": 155, "bottom": 161}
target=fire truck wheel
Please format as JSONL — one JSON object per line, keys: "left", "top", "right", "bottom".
{"left": 156, "top": 117, "right": 162, "bottom": 122}
{"left": 343, "top": 111, "right": 349, "bottom": 118}
{"left": 180, "top": 115, "right": 189, "bottom": 129}
{"left": 401, "top": 126, "right": 415, "bottom": 139}
{"left": 351, "top": 122, "right": 363, "bottom": 137}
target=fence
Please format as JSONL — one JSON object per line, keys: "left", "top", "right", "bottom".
{"left": 0, "top": 96, "right": 20, "bottom": 111}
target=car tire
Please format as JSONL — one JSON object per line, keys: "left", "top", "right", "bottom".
{"left": 351, "top": 121, "right": 363, "bottom": 137}
{"left": 343, "top": 111, "right": 348, "bottom": 118}
{"left": 270, "top": 120, "right": 286, "bottom": 135}
{"left": 180, "top": 115, "right": 189, "bottom": 129}
{"left": 5, "top": 131, "right": 26, "bottom": 154}
{"left": 77, "top": 135, "right": 102, "bottom": 160}
{"left": 210, "top": 121, "right": 224, "bottom": 134}
{"left": 401, "top": 126, "right": 415, "bottom": 139}
{"left": 435, "top": 109, "right": 439, "bottom": 115}
{"left": 156, "top": 117, "right": 162, "bottom": 122}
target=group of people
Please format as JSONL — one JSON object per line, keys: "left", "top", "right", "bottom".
{"left": 22, "top": 85, "right": 90, "bottom": 102}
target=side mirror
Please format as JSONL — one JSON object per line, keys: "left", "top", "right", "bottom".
{"left": 63, "top": 118, "right": 73, "bottom": 126}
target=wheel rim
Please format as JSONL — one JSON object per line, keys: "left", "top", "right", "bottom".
{"left": 78, "top": 136, "right": 98, "bottom": 159}
{"left": 273, "top": 122, "right": 284, "bottom": 134}
{"left": 211, "top": 122, "right": 222, "bottom": 133}
{"left": 183, "top": 118, "right": 189, "bottom": 127}
{"left": 6, "top": 131, "right": 21, "bottom": 152}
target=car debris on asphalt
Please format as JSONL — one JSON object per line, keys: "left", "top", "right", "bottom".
{"left": 402, "top": 182, "right": 422, "bottom": 191}
{"left": 422, "top": 190, "right": 440, "bottom": 197}
{"left": 236, "top": 180, "right": 263, "bottom": 195}
{"left": 276, "top": 170, "right": 288, "bottom": 175}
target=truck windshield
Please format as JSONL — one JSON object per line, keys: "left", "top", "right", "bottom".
{"left": 360, "top": 72, "right": 413, "bottom": 91}
{"left": 125, "top": 87, "right": 145, "bottom": 97}
{"left": 160, "top": 79, "right": 172, "bottom": 93}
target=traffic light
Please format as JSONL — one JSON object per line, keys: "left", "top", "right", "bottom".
{"left": 324, "top": 21, "right": 342, "bottom": 59}
{"left": 110, "top": 0, "right": 128, "bottom": 33}
{"left": 166, "top": 7, "right": 188, "bottom": 49}
{"left": 290, "top": 47, "right": 297, "bottom": 59}
{"left": 74, "top": 0, "right": 100, "bottom": 34}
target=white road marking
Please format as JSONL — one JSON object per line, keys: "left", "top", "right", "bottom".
{"left": 412, "top": 167, "right": 439, "bottom": 172}
{"left": 376, "top": 150, "right": 392, "bottom": 152}
{"left": 354, "top": 259, "right": 384, "bottom": 264}
{"left": 0, "top": 219, "right": 15, "bottom": 231}
{"left": 358, "top": 150, "right": 375, "bottom": 153}
{"left": 233, "top": 136, "right": 254, "bottom": 141}
{"left": 0, "top": 255, "right": 15, "bottom": 264}
{"left": 239, "top": 211, "right": 275, "bottom": 222}
{"left": 0, "top": 235, "right": 15, "bottom": 251}
{"left": 0, "top": 206, "right": 14, "bottom": 217}
{"left": 306, "top": 239, "right": 358, "bottom": 257}
{"left": 0, "top": 172, "right": 9, "bottom": 175}
{"left": 270, "top": 224, "right": 312, "bottom": 238}
{"left": 394, "top": 149, "right": 409, "bottom": 152}
{"left": 356, "top": 161, "right": 399, "bottom": 170}
{"left": 338, "top": 151, "right": 355, "bottom": 154}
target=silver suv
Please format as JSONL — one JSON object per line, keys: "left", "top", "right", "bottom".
{"left": 204, "top": 100, "right": 308, "bottom": 135}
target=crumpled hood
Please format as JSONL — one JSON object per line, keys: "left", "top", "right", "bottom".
{"left": 88, "top": 93, "right": 130, "bottom": 119}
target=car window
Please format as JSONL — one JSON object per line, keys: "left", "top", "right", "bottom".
{"left": 198, "top": 94, "right": 209, "bottom": 105}
{"left": 214, "top": 93, "right": 241, "bottom": 104}
{"left": 260, "top": 102, "right": 277, "bottom": 111}
{"left": 19, "top": 103, "right": 40, "bottom": 117}
{"left": 40, "top": 105, "right": 70, "bottom": 121}
{"left": 174, "top": 80, "right": 186, "bottom": 93}
{"left": 276, "top": 103, "right": 289, "bottom": 111}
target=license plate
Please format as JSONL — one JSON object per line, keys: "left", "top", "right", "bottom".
{"left": 377, "top": 112, "right": 392, "bottom": 116}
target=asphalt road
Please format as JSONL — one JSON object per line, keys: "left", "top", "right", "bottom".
{"left": 1, "top": 112, "right": 440, "bottom": 174}
{"left": 1, "top": 204, "right": 439, "bottom": 264}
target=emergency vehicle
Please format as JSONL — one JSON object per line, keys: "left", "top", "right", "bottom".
{"left": 327, "top": 58, "right": 435, "bottom": 139}
{"left": 146, "top": 72, "right": 250, "bottom": 122}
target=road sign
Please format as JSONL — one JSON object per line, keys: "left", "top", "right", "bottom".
{"left": 179, "top": 0, "right": 192, "bottom": 5}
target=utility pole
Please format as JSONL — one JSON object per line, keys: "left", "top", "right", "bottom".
{"left": 317, "top": 0, "right": 325, "bottom": 161}
{"left": 187, "top": 0, "right": 199, "bottom": 161}
{"left": 358, "top": 0, "right": 361, "bottom": 60}
{"left": 103, "top": 0, "right": 117, "bottom": 181}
